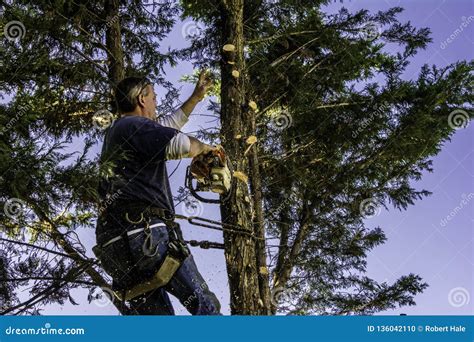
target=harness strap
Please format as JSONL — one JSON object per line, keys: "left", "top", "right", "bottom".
{"left": 108, "top": 205, "right": 189, "bottom": 302}
{"left": 101, "top": 223, "right": 166, "bottom": 248}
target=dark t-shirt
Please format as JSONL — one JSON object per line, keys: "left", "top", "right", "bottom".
{"left": 96, "top": 115, "right": 178, "bottom": 243}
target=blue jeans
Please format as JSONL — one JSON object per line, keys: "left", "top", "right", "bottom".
{"left": 97, "top": 217, "right": 221, "bottom": 315}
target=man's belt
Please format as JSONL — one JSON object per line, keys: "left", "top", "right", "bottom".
{"left": 106, "top": 201, "right": 175, "bottom": 221}
{"left": 101, "top": 222, "right": 166, "bottom": 248}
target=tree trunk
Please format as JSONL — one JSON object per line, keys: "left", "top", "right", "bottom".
{"left": 104, "top": 0, "right": 124, "bottom": 111}
{"left": 218, "top": 0, "right": 269, "bottom": 315}
{"left": 271, "top": 199, "right": 313, "bottom": 313}
{"left": 248, "top": 112, "right": 272, "bottom": 314}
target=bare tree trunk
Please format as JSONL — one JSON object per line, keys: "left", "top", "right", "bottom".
{"left": 248, "top": 116, "right": 272, "bottom": 314}
{"left": 104, "top": 0, "right": 124, "bottom": 111}
{"left": 271, "top": 199, "right": 314, "bottom": 313}
{"left": 218, "top": 0, "right": 270, "bottom": 315}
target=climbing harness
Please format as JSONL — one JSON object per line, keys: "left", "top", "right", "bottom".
{"left": 93, "top": 204, "right": 262, "bottom": 302}
{"left": 93, "top": 205, "right": 190, "bottom": 302}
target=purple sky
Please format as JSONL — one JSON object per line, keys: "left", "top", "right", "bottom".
{"left": 40, "top": 0, "right": 473, "bottom": 315}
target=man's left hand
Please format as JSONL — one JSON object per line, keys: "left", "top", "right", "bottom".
{"left": 192, "top": 70, "right": 213, "bottom": 101}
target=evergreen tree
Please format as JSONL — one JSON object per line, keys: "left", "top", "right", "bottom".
{"left": 0, "top": 0, "right": 180, "bottom": 314}
{"left": 180, "top": 0, "right": 473, "bottom": 314}
{"left": 0, "top": 0, "right": 472, "bottom": 316}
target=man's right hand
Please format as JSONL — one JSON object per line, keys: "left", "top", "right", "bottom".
{"left": 188, "top": 136, "right": 216, "bottom": 158}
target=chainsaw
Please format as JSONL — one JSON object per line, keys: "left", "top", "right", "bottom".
{"left": 185, "top": 146, "right": 233, "bottom": 203}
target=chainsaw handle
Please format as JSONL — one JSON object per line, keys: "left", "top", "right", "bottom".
{"left": 174, "top": 214, "right": 259, "bottom": 239}
{"left": 186, "top": 165, "right": 221, "bottom": 204}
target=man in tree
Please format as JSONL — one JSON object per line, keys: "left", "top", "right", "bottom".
{"left": 95, "top": 71, "right": 221, "bottom": 315}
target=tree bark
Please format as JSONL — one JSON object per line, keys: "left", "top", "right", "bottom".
{"left": 219, "top": 0, "right": 269, "bottom": 314}
{"left": 248, "top": 113, "right": 272, "bottom": 314}
{"left": 272, "top": 199, "right": 314, "bottom": 313}
{"left": 104, "top": 0, "right": 124, "bottom": 111}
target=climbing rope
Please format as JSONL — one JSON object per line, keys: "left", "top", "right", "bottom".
{"left": 174, "top": 213, "right": 265, "bottom": 250}
{"left": 175, "top": 214, "right": 264, "bottom": 240}
{"left": 185, "top": 239, "right": 225, "bottom": 250}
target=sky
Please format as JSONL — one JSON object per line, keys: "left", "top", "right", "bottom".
{"left": 38, "top": 0, "right": 473, "bottom": 315}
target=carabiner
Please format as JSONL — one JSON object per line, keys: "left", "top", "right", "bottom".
{"left": 142, "top": 220, "right": 159, "bottom": 257}
{"left": 125, "top": 212, "right": 144, "bottom": 225}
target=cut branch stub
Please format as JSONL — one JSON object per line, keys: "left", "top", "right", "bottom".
{"left": 245, "top": 135, "right": 257, "bottom": 144}
{"left": 248, "top": 101, "right": 258, "bottom": 111}
{"left": 223, "top": 44, "right": 236, "bottom": 64}
{"left": 223, "top": 44, "right": 236, "bottom": 52}
{"left": 233, "top": 171, "right": 248, "bottom": 184}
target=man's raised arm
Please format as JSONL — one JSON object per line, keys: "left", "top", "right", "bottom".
{"left": 157, "top": 70, "right": 213, "bottom": 130}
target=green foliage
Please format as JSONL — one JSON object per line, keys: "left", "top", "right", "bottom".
{"left": 0, "top": 0, "right": 181, "bottom": 314}
{"left": 1, "top": 0, "right": 471, "bottom": 315}
{"left": 180, "top": 0, "right": 472, "bottom": 314}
